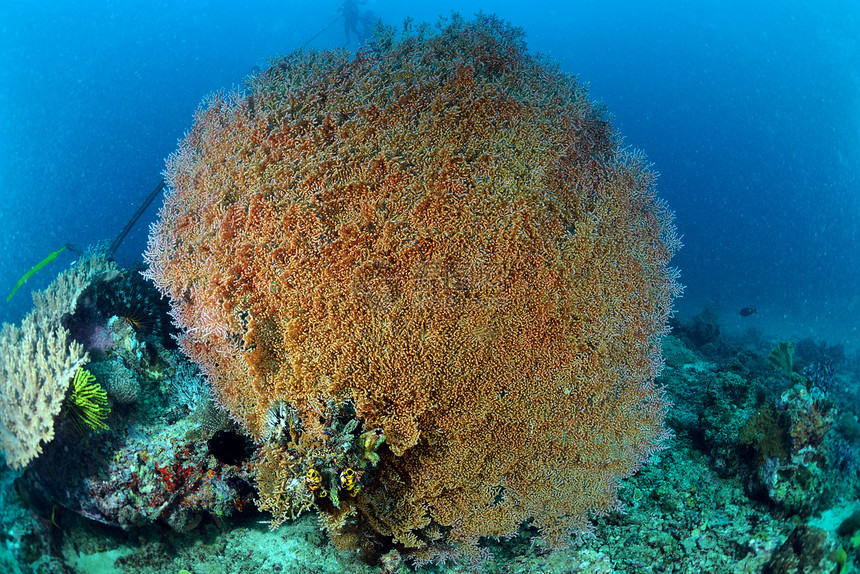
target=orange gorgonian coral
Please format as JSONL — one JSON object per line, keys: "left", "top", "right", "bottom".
{"left": 144, "top": 13, "right": 681, "bottom": 563}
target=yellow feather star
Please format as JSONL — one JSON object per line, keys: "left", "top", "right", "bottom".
{"left": 66, "top": 368, "right": 110, "bottom": 433}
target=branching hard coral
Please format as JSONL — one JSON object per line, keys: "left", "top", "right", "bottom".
{"left": 144, "top": 14, "right": 681, "bottom": 562}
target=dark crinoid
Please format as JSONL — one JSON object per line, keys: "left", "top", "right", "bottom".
{"left": 63, "top": 261, "right": 177, "bottom": 355}
{"left": 101, "top": 262, "right": 177, "bottom": 348}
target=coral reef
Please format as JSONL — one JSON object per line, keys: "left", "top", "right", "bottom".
{"left": 254, "top": 398, "right": 386, "bottom": 550}
{"left": 0, "top": 243, "right": 261, "bottom": 571}
{"left": 10, "top": 12, "right": 857, "bottom": 574}
{"left": 1, "top": 247, "right": 857, "bottom": 572}
{"left": 143, "top": 14, "right": 680, "bottom": 561}
{"left": 0, "top": 249, "right": 117, "bottom": 469}
{"left": 663, "top": 322, "right": 860, "bottom": 539}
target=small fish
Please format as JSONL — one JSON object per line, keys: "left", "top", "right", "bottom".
{"left": 739, "top": 307, "right": 756, "bottom": 317}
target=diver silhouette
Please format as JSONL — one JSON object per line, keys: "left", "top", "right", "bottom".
{"left": 340, "top": 0, "right": 376, "bottom": 45}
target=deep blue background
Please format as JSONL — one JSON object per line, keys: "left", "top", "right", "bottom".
{"left": 1, "top": 1, "right": 858, "bottom": 347}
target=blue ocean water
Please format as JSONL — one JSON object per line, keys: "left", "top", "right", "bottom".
{"left": 1, "top": 0, "right": 858, "bottom": 348}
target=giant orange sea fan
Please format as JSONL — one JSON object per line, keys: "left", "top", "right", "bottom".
{"left": 144, "top": 13, "right": 681, "bottom": 563}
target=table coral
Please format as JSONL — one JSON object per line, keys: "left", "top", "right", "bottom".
{"left": 144, "top": 14, "right": 681, "bottom": 563}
